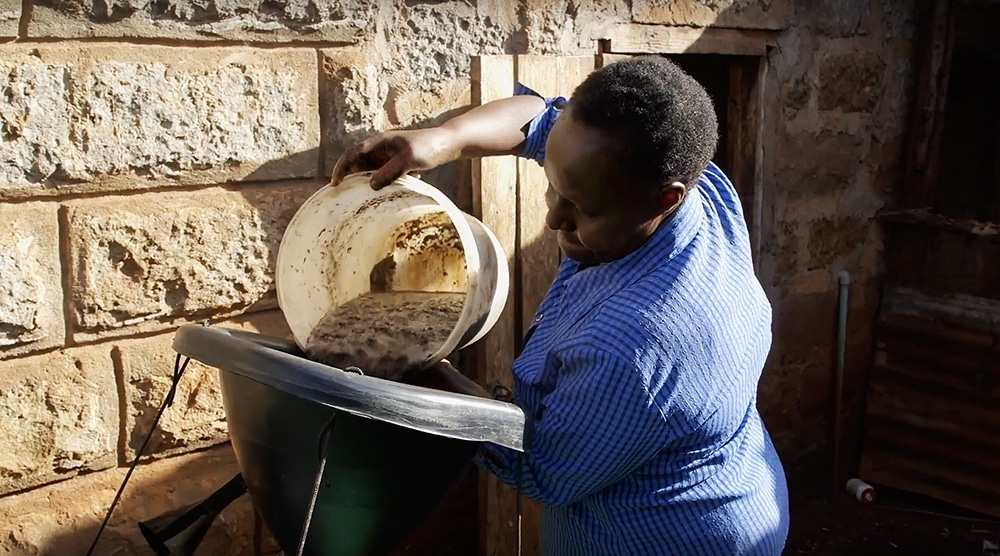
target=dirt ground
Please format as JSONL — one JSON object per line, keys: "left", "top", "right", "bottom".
{"left": 787, "top": 488, "right": 1000, "bottom": 556}
{"left": 398, "top": 469, "right": 1000, "bottom": 556}
{"left": 277, "top": 467, "right": 1000, "bottom": 555}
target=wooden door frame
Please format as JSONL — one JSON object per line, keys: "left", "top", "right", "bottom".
{"left": 471, "top": 54, "right": 597, "bottom": 556}
{"left": 880, "top": 0, "right": 1000, "bottom": 290}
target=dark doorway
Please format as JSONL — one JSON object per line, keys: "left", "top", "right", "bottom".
{"left": 668, "top": 54, "right": 733, "bottom": 172}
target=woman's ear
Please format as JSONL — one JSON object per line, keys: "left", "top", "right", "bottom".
{"left": 657, "top": 182, "right": 687, "bottom": 214}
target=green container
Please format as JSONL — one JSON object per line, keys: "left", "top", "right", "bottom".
{"left": 172, "top": 325, "right": 525, "bottom": 556}
{"left": 222, "top": 370, "right": 477, "bottom": 556}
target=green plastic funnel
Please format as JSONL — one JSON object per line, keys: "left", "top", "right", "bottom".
{"left": 172, "top": 325, "right": 525, "bottom": 556}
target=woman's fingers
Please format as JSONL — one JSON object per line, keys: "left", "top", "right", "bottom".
{"left": 370, "top": 150, "right": 420, "bottom": 189}
{"left": 329, "top": 129, "right": 450, "bottom": 189}
{"left": 329, "top": 134, "right": 396, "bottom": 187}
{"left": 329, "top": 141, "right": 367, "bottom": 187}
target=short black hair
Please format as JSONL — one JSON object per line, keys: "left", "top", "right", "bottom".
{"left": 568, "top": 56, "right": 719, "bottom": 190}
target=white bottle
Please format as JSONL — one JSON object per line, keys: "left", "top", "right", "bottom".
{"left": 846, "top": 478, "right": 876, "bottom": 504}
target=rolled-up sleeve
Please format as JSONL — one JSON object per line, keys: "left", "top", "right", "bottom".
{"left": 514, "top": 83, "right": 566, "bottom": 167}
{"left": 475, "top": 346, "right": 670, "bottom": 506}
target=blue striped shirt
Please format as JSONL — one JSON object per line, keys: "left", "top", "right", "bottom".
{"left": 473, "top": 86, "right": 790, "bottom": 555}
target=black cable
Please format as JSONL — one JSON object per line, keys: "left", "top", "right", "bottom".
{"left": 84, "top": 353, "right": 191, "bottom": 556}
{"left": 295, "top": 412, "right": 339, "bottom": 556}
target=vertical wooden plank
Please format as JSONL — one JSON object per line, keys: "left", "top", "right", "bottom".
{"left": 904, "top": 0, "right": 956, "bottom": 208}
{"left": 725, "top": 58, "right": 753, "bottom": 228}
{"left": 896, "top": 0, "right": 956, "bottom": 284}
{"left": 515, "top": 55, "right": 596, "bottom": 335}
{"left": 750, "top": 56, "right": 768, "bottom": 274}
{"left": 470, "top": 54, "right": 521, "bottom": 556}
{"left": 513, "top": 54, "right": 596, "bottom": 556}
{"left": 725, "top": 56, "right": 766, "bottom": 270}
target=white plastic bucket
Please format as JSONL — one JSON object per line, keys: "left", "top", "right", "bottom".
{"left": 275, "top": 171, "right": 509, "bottom": 370}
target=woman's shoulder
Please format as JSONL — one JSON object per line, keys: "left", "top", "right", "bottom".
{"left": 564, "top": 289, "right": 678, "bottom": 361}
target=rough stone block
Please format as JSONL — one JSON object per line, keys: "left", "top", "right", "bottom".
{"left": 0, "top": 445, "right": 280, "bottom": 556}
{"left": 806, "top": 216, "right": 872, "bottom": 272}
{"left": 878, "top": 0, "right": 918, "bottom": 40}
{"left": 522, "top": 0, "right": 629, "bottom": 54}
{"left": 28, "top": 0, "right": 376, "bottom": 42}
{"left": 0, "top": 0, "right": 18, "bottom": 38}
{"left": 775, "top": 126, "right": 870, "bottom": 199}
{"left": 760, "top": 219, "right": 804, "bottom": 290}
{"left": 65, "top": 181, "right": 323, "bottom": 341}
{"left": 321, "top": 48, "right": 391, "bottom": 176}
{"left": 321, "top": 44, "right": 473, "bottom": 176}
{"left": 389, "top": 3, "right": 510, "bottom": 90}
{"left": 389, "top": 78, "right": 471, "bottom": 132}
{"left": 0, "top": 202, "right": 64, "bottom": 359}
{"left": 116, "top": 337, "right": 227, "bottom": 461}
{"left": 779, "top": 76, "right": 811, "bottom": 120}
{"left": 771, "top": 290, "right": 840, "bottom": 361}
{"left": 818, "top": 50, "right": 887, "bottom": 113}
{"left": 0, "top": 45, "right": 319, "bottom": 199}
{"left": 116, "top": 311, "right": 291, "bottom": 460}
{"left": 797, "top": 0, "right": 870, "bottom": 38}
{"left": 0, "top": 346, "right": 117, "bottom": 495}
{"left": 631, "top": 0, "right": 790, "bottom": 30}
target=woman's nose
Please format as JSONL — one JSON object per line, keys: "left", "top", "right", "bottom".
{"left": 545, "top": 202, "right": 573, "bottom": 232}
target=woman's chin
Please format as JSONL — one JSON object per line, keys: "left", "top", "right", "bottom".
{"left": 558, "top": 236, "right": 599, "bottom": 265}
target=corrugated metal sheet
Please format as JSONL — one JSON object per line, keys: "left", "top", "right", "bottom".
{"left": 860, "top": 285, "right": 1000, "bottom": 518}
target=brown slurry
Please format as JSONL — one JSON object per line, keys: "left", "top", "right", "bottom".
{"left": 304, "top": 291, "right": 466, "bottom": 381}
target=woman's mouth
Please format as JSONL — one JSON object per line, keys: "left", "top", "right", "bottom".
{"left": 557, "top": 231, "right": 599, "bottom": 262}
{"left": 558, "top": 231, "right": 582, "bottom": 246}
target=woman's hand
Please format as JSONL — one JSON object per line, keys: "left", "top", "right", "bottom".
{"left": 329, "top": 127, "right": 458, "bottom": 190}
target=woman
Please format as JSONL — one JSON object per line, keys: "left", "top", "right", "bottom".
{"left": 332, "top": 56, "right": 789, "bottom": 555}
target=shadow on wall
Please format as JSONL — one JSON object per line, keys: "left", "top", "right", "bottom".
{"left": 31, "top": 446, "right": 277, "bottom": 556}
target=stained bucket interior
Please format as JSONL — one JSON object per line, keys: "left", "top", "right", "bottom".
{"left": 172, "top": 325, "right": 525, "bottom": 556}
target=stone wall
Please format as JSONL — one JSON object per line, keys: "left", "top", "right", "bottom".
{"left": 753, "top": 1, "right": 919, "bottom": 495}
{"left": 1, "top": 0, "right": 919, "bottom": 553}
